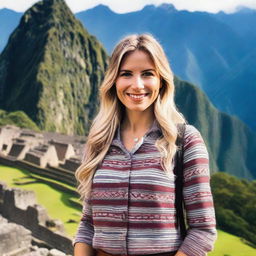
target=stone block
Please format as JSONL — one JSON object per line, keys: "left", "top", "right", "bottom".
{"left": 13, "top": 188, "right": 36, "bottom": 210}
{"left": 0, "top": 215, "right": 31, "bottom": 255}
{"left": 48, "top": 249, "right": 66, "bottom": 256}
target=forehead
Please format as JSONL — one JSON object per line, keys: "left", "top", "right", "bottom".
{"left": 119, "top": 50, "right": 155, "bottom": 70}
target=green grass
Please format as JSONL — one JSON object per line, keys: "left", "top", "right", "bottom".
{"left": 208, "top": 229, "right": 256, "bottom": 256}
{"left": 0, "top": 164, "right": 81, "bottom": 237}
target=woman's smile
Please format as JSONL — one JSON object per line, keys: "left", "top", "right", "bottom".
{"left": 126, "top": 93, "right": 150, "bottom": 101}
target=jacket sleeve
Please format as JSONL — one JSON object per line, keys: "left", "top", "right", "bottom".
{"left": 178, "top": 125, "right": 217, "bottom": 256}
{"left": 73, "top": 198, "right": 94, "bottom": 246}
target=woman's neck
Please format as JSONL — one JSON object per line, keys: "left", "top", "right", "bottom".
{"left": 121, "top": 109, "right": 155, "bottom": 134}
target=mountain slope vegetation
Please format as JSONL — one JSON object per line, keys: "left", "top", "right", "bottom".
{"left": 0, "top": 0, "right": 108, "bottom": 135}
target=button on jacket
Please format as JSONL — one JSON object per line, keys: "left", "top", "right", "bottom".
{"left": 74, "top": 123, "right": 217, "bottom": 256}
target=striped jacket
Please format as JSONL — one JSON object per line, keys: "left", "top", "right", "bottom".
{"left": 74, "top": 123, "right": 217, "bottom": 256}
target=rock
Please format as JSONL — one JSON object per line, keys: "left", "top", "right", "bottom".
{"left": 48, "top": 248, "right": 66, "bottom": 256}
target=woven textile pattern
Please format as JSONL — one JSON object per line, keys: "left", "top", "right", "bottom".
{"left": 74, "top": 124, "right": 217, "bottom": 256}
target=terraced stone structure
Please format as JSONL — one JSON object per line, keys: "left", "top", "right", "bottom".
{"left": 0, "top": 125, "right": 85, "bottom": 185}
{"left": 0, "top": 182, "right": 73, "bottom": 255}
{"left": 0, "top": 125, "right": 20, "bottom": 154}
{"left": 24, "top": 144, "right": 59, "bottom": 168}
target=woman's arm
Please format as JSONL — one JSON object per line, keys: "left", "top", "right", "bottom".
{"left": 74, "top": 242, "right": 95, "bottom": 256}
{"left": 178, "top": 125, "right": 217, "bottom": 256}
{"left": 175, "top": 251, "right": 187, "bottom": 256}
{"left": 73, "top": 199, "right": 95, "bottom": 255}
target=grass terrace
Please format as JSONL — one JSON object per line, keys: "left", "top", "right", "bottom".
{"left": 0, "top": 164, "right": 81, "bottom": 237}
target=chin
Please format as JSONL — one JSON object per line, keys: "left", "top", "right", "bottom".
{"left": 126, "top": 105, "right": 152, "bottom": 113}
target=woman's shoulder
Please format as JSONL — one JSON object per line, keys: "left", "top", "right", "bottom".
{"left": 177, "top": 123, "right": 202, "bottom": 137}
{"left": 182, "top": 124, "right": 206, "bottom": 145}
{"left": 184, "top": 124, "right": 201, "bottom": 135}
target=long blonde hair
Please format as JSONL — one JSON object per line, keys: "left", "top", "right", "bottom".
{"left": 75, "top": 34, "right": 186, "bottom": 199}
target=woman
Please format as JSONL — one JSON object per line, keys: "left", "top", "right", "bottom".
{"left": 74, "top": 34, "right": 217, "bottom": 256}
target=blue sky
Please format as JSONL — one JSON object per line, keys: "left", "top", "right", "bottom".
{"left": 0, "top": 0, "right": 256, "bottom": 13}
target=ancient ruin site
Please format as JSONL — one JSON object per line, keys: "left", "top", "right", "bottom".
{"left": 0, "top": 125, "right": 87, "bottom": 255}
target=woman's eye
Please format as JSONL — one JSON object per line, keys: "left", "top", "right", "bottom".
{"left": 143, "top": 72, "right": 154, "bottom": 77}
{"left": 120, "top": 72, "right": 131, "bottom": 77}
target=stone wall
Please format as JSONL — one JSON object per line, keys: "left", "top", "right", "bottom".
{"left": 60, "top": 157, "right": 80, "bottom": 172}
{"left": 0, "top": 183, "right": 74, "bottom": 255}
{"left": 0, "top": 214, "right": 70, "bottom": 256}
{"left": 0, "top": 156, "right": 77, "bottom": 187}
{"left": 0, "top": 215, "right": 31, "bottom": 256}
{"left": 49, "top": 141, "right": 75, "bottom": 162}
{"left": 0, "top": 125, "right": 20, "bottom": 155}
{"left": 0, "top": 124, "right": 85, "bottom": 172}
{"left": 0, "top": 125, "right": 86, "bottom": 254}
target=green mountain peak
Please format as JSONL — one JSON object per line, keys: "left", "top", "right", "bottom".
{"left": 0, "top": 0, "right": 108, "bottom": 135}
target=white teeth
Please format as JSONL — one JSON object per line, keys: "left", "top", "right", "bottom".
{"left": 128, "top": 94, "right": 146, "bottom": 99}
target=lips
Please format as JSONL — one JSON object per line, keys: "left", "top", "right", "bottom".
{"left": 126, "top": 93, "right": 149, "bottom": 100}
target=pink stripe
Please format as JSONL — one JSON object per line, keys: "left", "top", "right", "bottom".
{"left": 93, "top": 221, "right": 126, "bottom": 228}
{"left": 93, "top": 221, "right": 175, "bottom": 229}
{"left": 130, "top": 201, "right": 174, "bottom": 208}
{"left": 186, "top": 201, "right": 213, "bottom": 210}
{"left": 131, "top": 165, "right": 162, "bottom": 170}
{"left": 100, "top": 165, "right": 131, "bottom": 171}
{"left": 91, "top": 199, "right": 127, "bottom": 206}
{"left": 184, "top": 158, "right": 208, "bottom": 168}
{"left": 129, "top": 222, "right": 175, "bottom": 229}
{"left": 130, "top": 184, "right": 174, "bottom": 192}
{"left": 92, "top": 182, "right": 129, "bottom": 188}
{"left": 184, "top": 176, "right": 209, "bottom": 186}
{"left": 190, "top": 224, "right": 216, "bottom": 229}
{"left": 184, "top": 138, "right": 203, "bottom": 150}
{"left": 136, "top": 149, "right": 159, "bottom": 154}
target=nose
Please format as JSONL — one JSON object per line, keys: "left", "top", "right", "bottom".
{"left": 132, "top": 75, "right": 144, "bottom": 89}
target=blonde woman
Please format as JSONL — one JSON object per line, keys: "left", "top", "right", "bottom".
{"left": 74, "top": 34, "right": 217, "bottom": 256}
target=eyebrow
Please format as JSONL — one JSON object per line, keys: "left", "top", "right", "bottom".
{"left": 119, "top": 69, "right": 156, "bottom": 73}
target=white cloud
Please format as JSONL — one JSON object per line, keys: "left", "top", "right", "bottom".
{"left": 0, "top": 0, "right": 256, "bottom": 13}
{"left": 0, "top": 0, "right": 39, "bottom": 12}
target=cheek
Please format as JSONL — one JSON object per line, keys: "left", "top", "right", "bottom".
{"left": 116, "top": 79, "right": 129, "bottom": 94}
{"left": 149, "top": 81, "right": 161, "bottom": 94}
{"left": 115, "top": 82, "right": 126, "bottom": 101}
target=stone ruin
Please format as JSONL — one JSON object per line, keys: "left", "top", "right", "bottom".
{"left": 0, "top": 125, "right": 86, "bottom": 174}
{"left": 0, "top": 125, "right": 20, "bottom": 155}
{"left": 0, "top": 125, "right": 87, "bottom": 254}
{"left": 0, "top": 215, "right": 32, "bottom": 256}
{"left": 49, "top": 141, "right": 75, "bottom": 162}
{"left": 24, "top": 144, "right": 59, "bottom": 168}
{"left": 0, "top": 182, "right": 73, "bottom": 256}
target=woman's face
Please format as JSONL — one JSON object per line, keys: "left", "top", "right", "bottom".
{"left": 115, "top": 50, "right": 161, "bottom": 114}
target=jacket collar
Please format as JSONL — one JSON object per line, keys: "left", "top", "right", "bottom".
{"left": 111, "top": 120, "right": 162, "bottom": 148}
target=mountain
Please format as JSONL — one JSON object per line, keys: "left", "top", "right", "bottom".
{"left": 0, "top": 1, "right": 255, "bottom": 180}
{"left": 1, "top": 4, "right": 256, "bottom": 131}
{"left": 0, "top": 8, "right": 22, "bottom": 53}
{"left": 0, "top": 109, "right": 39, "bottom": 131}
{"left": 208, "top": 48, "right": 256, "bottom": 130}
{"left": 174, "top": 77, "right": 256, "bottom": 180}
{"left": 75, "top": 4, "right": 256, "bottom": 131}
{"left": 0, "top": 0, "right": 108, "bottom": 135}
{"left": 76, "top": 3, "right": 246, "bottom": 85}
{"left": 214, "top": 8, "right": 256, "bottom": 49}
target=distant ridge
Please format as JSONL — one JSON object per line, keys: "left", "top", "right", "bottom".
{"left": 174, "top": 77, "right": 256, "bottom": 180}
{"left": 0, "top": 8, "right": 22, "bottom": 52}
{"left": 75, "top": 4, "right": 256, "bottom": 131}
{"left": 0, "top": 1, "right": 256, "bottom": 180}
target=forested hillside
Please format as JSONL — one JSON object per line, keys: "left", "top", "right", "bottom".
{"left": 211, "top": 172, "right": 256, "bottom": 247}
